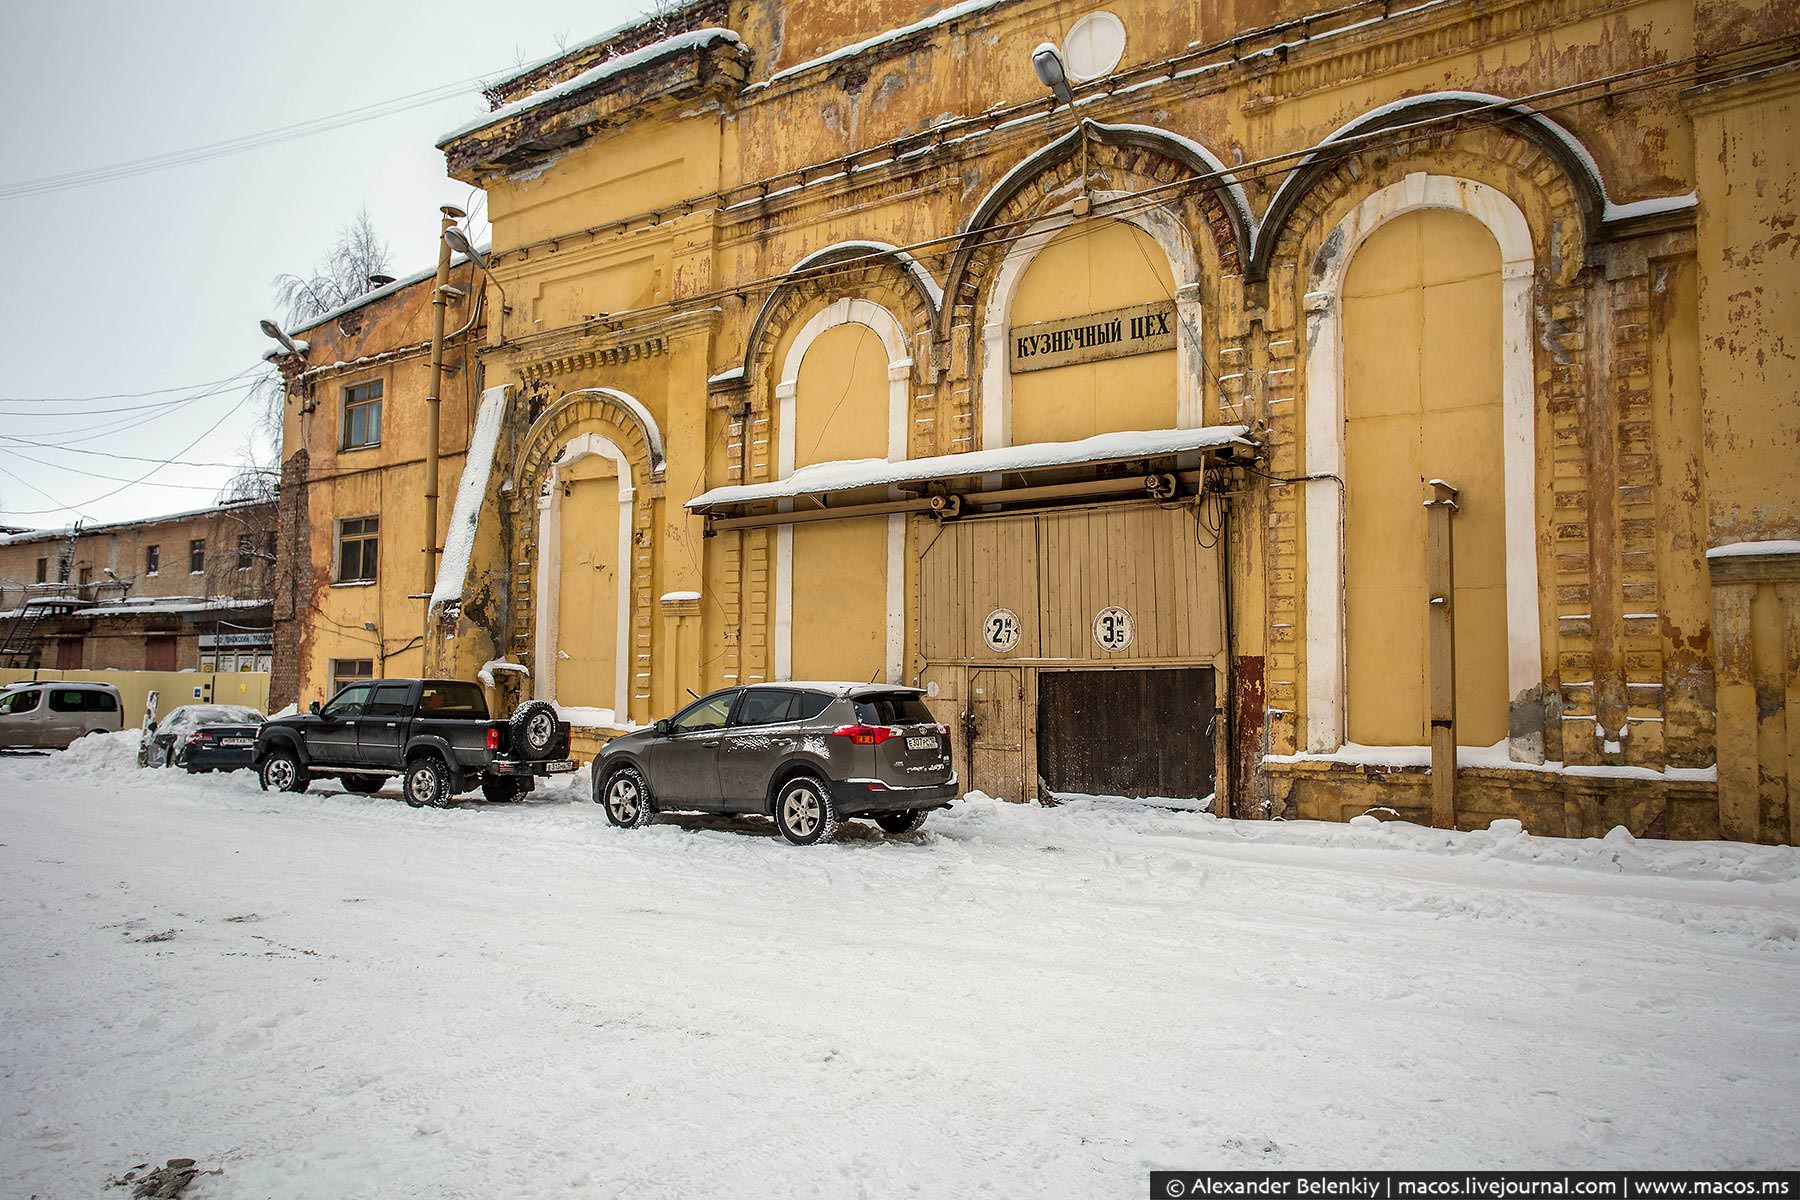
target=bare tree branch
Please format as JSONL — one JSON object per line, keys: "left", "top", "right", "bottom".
{"left": 271, "top": 208, "right": 393, "bottom": 326}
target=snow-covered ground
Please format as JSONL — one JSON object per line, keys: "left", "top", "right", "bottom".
{"left": 3, "top": 733, "right": 1798, "bottom": 1198}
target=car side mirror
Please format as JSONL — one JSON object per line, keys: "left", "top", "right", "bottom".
{"left": 653, "top": 719, "right": 671, "bottom": 738}
{"left": 308, "top": 700, "right": 321, "bottom": 716}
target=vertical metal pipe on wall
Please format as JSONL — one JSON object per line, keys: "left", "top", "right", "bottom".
{"left": 421, "top": 204, "right": 465, "bottom": 612}
{"left": 1425, "top": 479, "right": 1460, "bottom": 828}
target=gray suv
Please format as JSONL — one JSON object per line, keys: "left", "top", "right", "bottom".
{"left": 594, "top": 682, "right": 956, "bottom": 845}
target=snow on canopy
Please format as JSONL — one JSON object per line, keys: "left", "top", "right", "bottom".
{"left": 687, "top": 424, "right": 1253, "bottom": 510}
{"left": 1705, "top": 540, "right": 1800, "bottom": 560}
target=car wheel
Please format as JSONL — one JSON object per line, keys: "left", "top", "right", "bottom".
{"left": 875, "top": 809, "right": 930, "bottom": 836}
{"left": 773, "top": 776, "right": 838, "bottom": 846}
{"left": 480, "top": 773, "right": 525, "bottom": 803}
{"left": 600, "top": 765, "right": 653, "bottom": 828}
{"left": 509, "top": 700, "right": 560, "bottom": 760}
{"left": 258, "top": 749, "right": 309, "bottom": 794}
{"left": 342, "top": 774, "right": 383, "bottom": 795}
{"left": 403, "top": 757, "right": 453, "bottom": 809}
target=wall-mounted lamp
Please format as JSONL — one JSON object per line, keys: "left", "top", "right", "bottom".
{"left": 1032, "top": 42, "right": 1073, "bottom": 107}
{"left": 444, "top": 226, "right": 508, "bottom": 342}
{"left": 258, "top": 318, "right": 300, "bottom": 356}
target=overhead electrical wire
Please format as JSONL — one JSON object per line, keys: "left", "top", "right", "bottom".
{"left": 0, "top": 387, "right": 261, "bottom": 517}
{"left": 4, "top": 37, "right": 1790, "bottom": 516}
{"left": 0, "top": 371, "right": 256, "bottom": 404}
{"left": 0, "top": 72, "right": 508, "bottom": 202}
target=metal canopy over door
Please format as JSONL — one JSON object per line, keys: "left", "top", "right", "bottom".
{"left": 1037, "top": 668, "right": 1216, "bottom": 804}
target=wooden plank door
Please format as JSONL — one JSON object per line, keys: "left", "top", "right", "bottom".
{"left": 1036, "top": 668, "right": 1216, "bottom": 805}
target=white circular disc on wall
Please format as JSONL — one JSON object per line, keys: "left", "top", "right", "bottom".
{"left": 1063, "top": 11, "right": 1125, "bottom": 81}
{"left": 1093, "top": 606, "right": 1134, "bottom": 653}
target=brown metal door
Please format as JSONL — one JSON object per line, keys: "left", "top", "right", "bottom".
{"left": 1036, "top": 668, "right": 1216, "bottom": 803}
{"left": 144, "top": 636, "right": 176, "bottom": 672}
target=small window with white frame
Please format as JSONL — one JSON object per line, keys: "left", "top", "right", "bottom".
{"left": 341, "top": 379, "right": 383, "bottom": 450}
{"left": 145, "top": 544, "right": 159, "bottom": 576}
{"left": 189, "top": 539, "right": 206, "bottom": 574}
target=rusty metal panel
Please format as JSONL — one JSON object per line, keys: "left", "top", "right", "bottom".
{"left": 1037, "top": 667, "right": 1217, "bottom": 802}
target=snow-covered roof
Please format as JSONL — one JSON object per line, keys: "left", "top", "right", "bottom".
{"left": 0, "top": 498, "right": 272, "bottom": 547}
{"left": 438, "top": 28, "right": 743, "bottom": 147}
{"left": 750, "top": 0, "right": 1006, "bottom": 90}
{"left": 287, "top": 250, "right": 484, "bottom": 339}
{"left": 688, "top": 425, "right": 1252, "bottom": 510}
{"left": 0, "top": 595, "right": 270, "bottom": 622}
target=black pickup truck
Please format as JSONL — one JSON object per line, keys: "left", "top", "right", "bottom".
{"left": 254, "top": 678, "right": 574, "bottom": 807}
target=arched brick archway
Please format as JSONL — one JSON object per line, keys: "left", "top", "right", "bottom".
{"left": 1257, "top": 123, "right": 1596, "bottom": 765}
{"left": 941, "top": 120, "right": 1247, "bottom": 452}
{"left": 511, "top": 387, "right": 666, "bottom": 724}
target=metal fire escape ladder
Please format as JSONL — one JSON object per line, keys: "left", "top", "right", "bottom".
{"left": 0, "top": 523, "right": 87, "bottom": 669}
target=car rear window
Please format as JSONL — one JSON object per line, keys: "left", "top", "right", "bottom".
{"left": 854, "top": 694, "right": 935, "bottom": 726}
{"left": 419, "top": 682, "right": 487, "bottom": 718}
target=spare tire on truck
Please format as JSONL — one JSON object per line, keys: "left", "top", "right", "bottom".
{"left": 508, "top": 700, "right": 561, "bottom": 760}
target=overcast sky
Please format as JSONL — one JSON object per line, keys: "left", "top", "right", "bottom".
{"left": 0, "top": 0, "right": 644, "bottom": 530}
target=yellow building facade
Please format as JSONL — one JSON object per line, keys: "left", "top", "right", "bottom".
{"left": 337, "top": 0, "right": 1797, "bottom": 839}
{"left": 270, "top": 259, "right": 488, "bottom": 706}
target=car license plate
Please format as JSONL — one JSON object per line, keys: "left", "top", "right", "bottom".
{"left": 906, "top": 735, "right": 938, "bottom": 751}
{"left": 221, "top": 738, "right": 252, "bottom": 747}
{"left": 544, "top": 759, "right": 577, "bottom": 774}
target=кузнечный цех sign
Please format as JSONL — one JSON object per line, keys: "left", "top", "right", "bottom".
{"left": 1008, "top": 300, "right": 1177, "bottom": 373}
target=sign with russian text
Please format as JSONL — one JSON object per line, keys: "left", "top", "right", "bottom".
{"left": 1008, "top": 300, "right": 1177, "bottom": 373}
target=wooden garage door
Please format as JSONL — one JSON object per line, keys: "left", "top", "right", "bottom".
{"left": 1036, "top": 668, "right": 1215, "bottom": 804}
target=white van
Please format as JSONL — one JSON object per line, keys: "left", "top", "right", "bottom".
{"left": 0, "top": 681, "right": 124, "bottom": 750}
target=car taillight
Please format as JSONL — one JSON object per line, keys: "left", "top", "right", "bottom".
{"left": 186, "top": 731, "right": 213, "bottom": 745}
{"left": 832, "top": 723, "right": 894, "bottom": 746}
{"left": 486, "top": 727, "right": 500, "bottom": 752}
{"left": 938, "top": 724, "right": 950, "bottom": 737}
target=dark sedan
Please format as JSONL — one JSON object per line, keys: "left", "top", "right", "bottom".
{"left": 146, "top": 704, "right": 266, "bottom": 773}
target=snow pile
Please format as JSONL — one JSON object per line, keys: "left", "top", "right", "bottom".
{"left": 17, "top": 729, "right": 145, "bottom": 781}
{"left": 984, "top": 792, "right": 1800, "bottom": 887}
{"left": 430, "top": 385, "right": 510, "bottom": 611}
{"left": 552, "top": 703, "right": 634, "bottom": 731}
{"left": 476, "top": 659, "right": 530, "bottom": 688}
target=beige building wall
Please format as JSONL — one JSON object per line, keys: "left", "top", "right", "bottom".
{"left": 389, "top": 0, "right": 1800, "bottom": 837}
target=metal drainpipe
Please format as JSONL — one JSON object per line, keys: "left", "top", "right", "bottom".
{"left": 421, "top": 204, "right": 464, "bottom": 614}
{"left": 1220, "top": 479, "right": 1237, "bottom": 821}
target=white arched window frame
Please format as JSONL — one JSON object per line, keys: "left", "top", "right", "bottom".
{"left": 773, "top": 297, "right": 912, "bottom": 684}
{"left": 1302, "top": 172, "right": 1543, "bottom": 761}
{"left": 980, "top": 188, "right": 1206, "bottom": 451}
{"left": 534, "top": 430, "right": 635, "bottom": 714}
